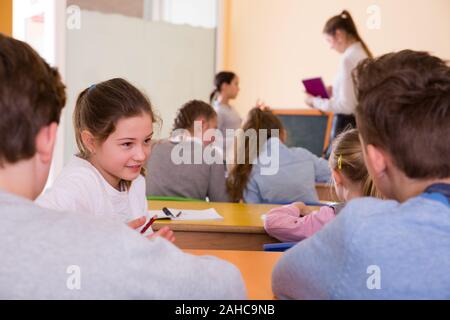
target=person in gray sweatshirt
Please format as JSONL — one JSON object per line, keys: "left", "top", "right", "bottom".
{"left": 146, "top": 100, "right": 230, "bottom": 202}
{"left": 0, "top": 34, "right": 246, "bottom": 300}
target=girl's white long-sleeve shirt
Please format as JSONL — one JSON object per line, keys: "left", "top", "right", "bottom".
{"left": 313, "top": 42, "right": 369, "bottom": 115}
{"left": 36, "top": 156, "right": 147, "bottom": 224}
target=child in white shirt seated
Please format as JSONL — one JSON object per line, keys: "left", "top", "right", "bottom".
{"left": 38, "top": 78, "right": 173, "bottom": 240}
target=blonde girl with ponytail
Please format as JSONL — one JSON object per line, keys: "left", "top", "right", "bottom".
{"left": 265, "top": 129, "right": 382, "bottom": 242}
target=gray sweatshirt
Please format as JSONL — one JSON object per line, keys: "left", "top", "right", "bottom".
{"left": 146, "top": 139, "right": 230, "bottom": 202}
{"left": 0, "top": 190, "right": 246, "bottom": 299}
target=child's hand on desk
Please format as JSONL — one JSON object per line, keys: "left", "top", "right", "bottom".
{"left": 126, "top": 217, "right": 176, "bottom": 243}
{"left": 292, "top": 202, "right": 315, "bottom": 217}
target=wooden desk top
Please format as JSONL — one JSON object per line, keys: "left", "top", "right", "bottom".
{"left": 185, "top": 249, "right": 282, "bottom": 300}
{"left": 149, "top": 201, "right": 279, "bottom": 233}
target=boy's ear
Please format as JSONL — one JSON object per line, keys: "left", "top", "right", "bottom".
{"left": 81, "top": 130, "right": 96, "bottom": 154}
{"left": 365, "top": 144, "right": 387, "bottom": 178}
{"left": 35, "top": 122, "right": 58, "bottom": 164}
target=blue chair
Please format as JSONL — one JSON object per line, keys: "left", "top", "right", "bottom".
{"left": 267, "top": 201, "right": 330, "bottom": 207}
{"left": 263, "top": 242, "right": 298, "bottom": 252}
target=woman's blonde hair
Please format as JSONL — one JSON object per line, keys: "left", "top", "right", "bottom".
{"left": 329, "top": 128, "right": 381, "bottom": 198}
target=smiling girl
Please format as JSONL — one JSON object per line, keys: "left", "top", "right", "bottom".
{"left": 37, "top": 78, "right": 156, "bottom": 225}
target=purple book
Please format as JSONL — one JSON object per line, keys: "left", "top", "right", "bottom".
{"left": 302, "top": 77, "right": 329, "bottom": 99}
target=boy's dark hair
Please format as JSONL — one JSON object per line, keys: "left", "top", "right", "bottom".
{"left": 353, "top": 50, "right": 450, "bottom": 179}
{"left": 0, "top": 33, "right": 66, "bottom": 167}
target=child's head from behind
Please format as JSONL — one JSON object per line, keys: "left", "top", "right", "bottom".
{"left": 242, "top": 107, "right": 286, "bottom": 142}
{"left": 329, "top": 129, "right": 380, "bottom": 201}
{"left": 354, "top": 50, "right": 450, "bottom": 200}
{"left": 227, "top": 107, "right": 285, "bottom": 202}
{"left": 74, "top": 78, "right": 156, "bottom": 188}
{"left": 0, "top": 34, "right": 66, "bottom": 199}
{"left": 172, "top": 100, "right": 217, "bottom": 145}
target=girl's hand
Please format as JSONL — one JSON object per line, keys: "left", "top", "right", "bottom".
{"left": 326, "top": 86, "right": 333, "bottom": 97}
{"left": 148, "top": 226, "right": 176, "bottom": 243}
{"left": 292, "top": 202, "right": 314, "bottom": 216}
{"left": 127, "top": 217, "right": 176, "bottom": 243}
{"left": 127, "top": 216, "right": 147, "bottom": 229}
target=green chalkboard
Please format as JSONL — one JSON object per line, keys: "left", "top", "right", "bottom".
{"left": 276, "top": 113, "right": 330, "bottom": 157}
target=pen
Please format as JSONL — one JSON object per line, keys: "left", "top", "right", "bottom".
{"left": 162, "top": 207, "right": 175, "bottom": 217}
{"left": 176, "top": 211, "right": 182, "bottom": 218}
{"left": 140, "top": 215, "right": 157, "bottom": 234}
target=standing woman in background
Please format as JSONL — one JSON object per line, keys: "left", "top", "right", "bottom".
{"left": 306, "top": 10, "right": 373, "bottom": 157}
{"left": 210, "top": 71, "right": 243, "bottom": 158}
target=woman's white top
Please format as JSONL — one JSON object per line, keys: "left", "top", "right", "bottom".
{"left": 36, "top": 156, "right": 148, "bottom": 224}
{"left": 312, "top": 42, "right": 369, "bottom": 115}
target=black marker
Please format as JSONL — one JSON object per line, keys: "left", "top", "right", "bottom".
{"left": 162, "top": 207, "right": 175, "bottom": 218}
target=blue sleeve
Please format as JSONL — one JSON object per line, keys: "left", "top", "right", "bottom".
{"left": 272, "top": 206, "right": 353, "bottom": 299}
{"left": 311, "top": 153, "right": 331, "bottom": 183}
{"left": 293, "top": 148, "right": 331, "bottom": 183}
{"left": 243, "top": 175, "right": 263, "bottom": 204}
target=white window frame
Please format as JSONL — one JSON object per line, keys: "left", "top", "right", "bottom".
{"left": 13, "top": 0, "right": 67, "bottom": 189}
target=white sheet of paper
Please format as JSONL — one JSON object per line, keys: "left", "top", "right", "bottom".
{"left": 147, "top": 208, "right": 224, "bottom": 221}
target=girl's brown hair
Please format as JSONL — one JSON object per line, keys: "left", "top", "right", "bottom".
{"left": 73, "top": 78, "right": 157, "bottom": 179}
{"left": 324, "top": 10, "right": 373, "bottom": 59}
{"left": 226, "top": 107, "right": 284, "bottom": 202}
{"left": 329, "top": 128, "right": 380, "bottom": 197}
{"left": 173, "top": 100, "right": 217, "bottom": 132}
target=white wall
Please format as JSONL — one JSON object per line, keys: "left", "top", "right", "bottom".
{"left": 223, "top": 0, "right": 450, "bottom": 116}
{"left": 65, "top": 10, "right": 215, "bottom": 163}
{"left": 162, "top": 0, "right": 217, "bottom": 28}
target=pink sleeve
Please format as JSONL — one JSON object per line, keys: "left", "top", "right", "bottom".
{"left": 264, "top": 205, "right": 336, "bottom": 242}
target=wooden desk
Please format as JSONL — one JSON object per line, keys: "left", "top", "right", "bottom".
{"left": 185, "top": 249, "right": 282, "bottom": 300}
{"left": 149, "top": 201, "right": 280, "bottom": 251}
{"left": 316, "top": 183, "right": 337, "bottom": 202}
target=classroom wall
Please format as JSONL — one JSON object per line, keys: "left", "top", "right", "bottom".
{"left": 0, "top": 0, "right": 13, "bottom": 36}
{"left": 220, "top": 0, "right": 450, "bottom": 117}
{"left": 64, "top": 10, "right": 215, "bottom": 163}
{"left": 67, "top": 0, "right": 145, "bottom": 18}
